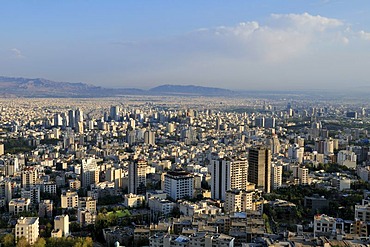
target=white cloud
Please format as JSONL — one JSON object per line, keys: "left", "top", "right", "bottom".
{"left": 359, "top": 30, "right": 370, "bottom": 41}
{"left": 11, "top": 48, "right": 24, "bottom": 58}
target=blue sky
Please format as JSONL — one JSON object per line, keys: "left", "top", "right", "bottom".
{"left": 1, "top": 0, "right": 370, "bottom": 91}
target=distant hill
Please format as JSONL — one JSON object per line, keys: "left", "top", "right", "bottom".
{"left": 0, "top": 76, "right": 234, "bottom": 97}
{"left": 0, "top": 76, "right": 145, "bottom": 97}
{"left": 149, "top": 84, "right": 233, "bottom": 96}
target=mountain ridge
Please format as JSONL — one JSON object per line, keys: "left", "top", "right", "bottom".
{"left": 0, "top": 76, "right": 233, "bottom": 97}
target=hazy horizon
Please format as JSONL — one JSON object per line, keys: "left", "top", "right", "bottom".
{"left": 1, "top": 1, "right": 370, "bottom": 92}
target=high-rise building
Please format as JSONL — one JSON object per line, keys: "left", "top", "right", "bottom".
{"left": 15, "top": 217, "right": 39, "bottom": 245}
{"left": 210, "top": 157, "right": 249, "bottom": 200}
{"left": 248, "top": 146, "right": 271, "bottom": 193}
{"left": 144, "top": 130, "right": 156, "bottom": 145}
{"left": 68, "top": 110, "right": 75, "bottom": 128}
{"left": 110, "top": 105, "right": 121, "bottom": 121}
{"left": 106, "top": 167, "right": 123, "bottom": 189}
{"left": 81, "top": 158, "right": 99, "bottom": 188}
{"left": 21, "top": 167, "right": 38, "bottom": 189}
{"left": 128, "top": 160, "right": 147, "bottom": 195}
{"left": 271, "top": 163, "right": 283, "bottom": 190}
{"left": 164, "top": 170, "right": 194, "bottom": 201}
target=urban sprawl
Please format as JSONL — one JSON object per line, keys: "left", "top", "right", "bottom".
{"left": 1, "top": 96, "right": 370, "bottom": 247}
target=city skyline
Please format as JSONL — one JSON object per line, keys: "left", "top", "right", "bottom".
{"left": 1, "top": 1, "right": 370, "bottom": 91}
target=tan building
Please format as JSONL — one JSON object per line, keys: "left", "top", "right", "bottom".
{"left": 9, "top": 198, "right": 31, "bottom": 215}
{"left": 123, "top": 193, "right": 145, "bottom": 208}
{"left": 69, "top": 179, "right": 81, "bottom": 190}
{"left": 52, "top": 215, "right": 69, "bottom": 237}
{"left": 61, "top": 190, "right": 78, "bottom": 209}
{"left": 38, "top": 199, "right": 53, "bottom": 218}
{"left": 78, "top": 197, "right": 97, "bottom": 214}
{"left": 21, "top": 166, "right": 38, "bottom": 189}
{"left": 15, "top": 217, "right": 39, "bottom": 245}
{"left": 225, "top": 184, "right": 255, "bottom": 213}
{"left": 77, "top": 208, "right": 96, "bottom": 226}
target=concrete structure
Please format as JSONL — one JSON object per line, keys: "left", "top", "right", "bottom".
{"left": 52, "top": 214, "right": 69, "bottom": 237}
{"left": 164, "top": 171, "right": 194, "bottom": 201}
{"left": 129, "top": 160, "right": 147, "bottom": 195}
{"left": 248, "top": 147, "right": 271, "bottom": 193}
{"left": 123, "top": 193, "right": 145, "bottom": 208}
{"left": 61, "top": 190, "right": 79, "bottom": 209}
{"left": 210, "top": 157, "right": 249, "bottom": 201}
{"left": 15, "top": 217, "right": 39, "bottom": 245}
{"left": 9, "top": 198, "right": 31, "bottom": 215}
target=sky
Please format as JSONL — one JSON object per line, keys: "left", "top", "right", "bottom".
{"left": 1, "top": 0, "right": 370, "bottom": 91}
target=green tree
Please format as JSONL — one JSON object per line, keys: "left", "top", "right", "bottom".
{"left": 34, "top": 237, "right": 46, "bottom": 247}
{"left": 2, "top": 233, "right": 15, "bottom": 247}
{"left": 16, "top": 237, "right": 30, "bottom": 247}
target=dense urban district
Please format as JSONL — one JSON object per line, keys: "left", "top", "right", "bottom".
{"left": 1, "top": 95, "right": 370, "bottom": 247}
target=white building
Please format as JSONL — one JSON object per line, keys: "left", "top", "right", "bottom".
{"left": 337, "top": 150, "right": 357, "bottom": 169}
{"left": 210, "top": 158, "right": 248, "bottom": 201}
{"left": 123, "top": 193, "right": 145, "bottom": 208}
{"left": 164, "top": 171, "right": 194, "bottom": 201}
{"left": 271, "top": 163, "right": 282, "bottom": 190}
{"left": 9, "top": 198, "right": 31, "bottom": 215}
{"left": 53, "top": 215, "right": 69, "bottom": 237}
{"left": 15, "top": 217, "right": 39, "bottom": 245}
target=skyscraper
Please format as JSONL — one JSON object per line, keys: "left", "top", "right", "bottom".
{"left": 128, "top": 160, "right": 147, "bottom": 195}
{"left": 248, "top": 146, "right": 271, "bottom": 193}
{"left": 210, "top": 157, "right": 248, "bottom": 201}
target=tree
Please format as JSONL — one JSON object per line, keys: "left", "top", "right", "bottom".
{"left": 34, "top": 237, "right": 46, "bottom": 247}
{"left": 2, "top": 233, "right": 15, "bottom": 247}
{"left": 16, "top": 237, "right": 30, "bottom": 247}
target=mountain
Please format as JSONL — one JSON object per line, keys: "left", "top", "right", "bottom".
{"left": 149, "top": 84, "right": 233, "bottom": 96}
{"left": 0, "top": 76, "right": 233, "bottom": 97}
{"left": 0, "top": 76, "right": 145, "bottom": 97}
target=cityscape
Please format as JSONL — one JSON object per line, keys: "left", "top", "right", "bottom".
{"left": 1, "top": 1, "right": 370, "bottom": 247}
{"left": 1, "top": 94, "right": 370, "bottom": 246}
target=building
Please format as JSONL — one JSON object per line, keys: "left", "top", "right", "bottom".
{"left": 52, "top": 215, "right": 69, "bottom": 237}
{"left": 21, "top": 185, "right": 41, "bottom": 205}
{"left": 304, "top": 195, "right": 329, "bottom": 214}
{"left": 81, "top": 158, "right": 99, "bottom": 188}
{"left": 164, "top": 171, "right": 194, "bottom": 201}
{"left": 248, "top": 147, "right": 271, "bottom": 193}
{"left": 313, "top": 214, "right": 344, "bottom": 237}
{"left": 129, "top": 160, "right": 147, "bottom": 195}
{"left": 9, "top": 198, "right": 31, "bottom": 215}
{"left": 271, "top": 163, "right": 282, "bottom": 190}
{"left": 106, "top": 167, "right": 123, "bottom": 189}
{"left": 144, "top": 130, "right": 156, "bottom": 145}
{"left": 337, "top": 150, "right": 357, "bottom": 169}
{"left": 21, "top": 166, "right": 38, "bottom": 189}
{"left": 43, "top": 181, "right": 57, "bottom": 195}
{"left": 78, "top": 208, "right": 96, "bottom": 226}
{"left": 225, "top": 187, "right": 255, "bottom": 213}
{"left": 123, "top": 193, "right": 145, "bottom": 208}
{"left": 61, "top": 190, "right": 79, "bottom": 209}
{"left": 0, "top": 143, "right": 4, "bottom": 155}
{"left": 78, "top": 197, "right": 97, "bottom": 214}
{"left": 15, "top": 217, "right": 39, "bottom": 245}
{"left": 148, "top": 198, "right": 176, "bottom": 222}
{"left": 210, "top": 157, "right": 249, "bottom": 201}
{"left": 39, "top": 200, "right": 53, "bottom": 218}
{"left": 355, "top": 203, "right": 370, "bottom": 222}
